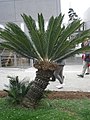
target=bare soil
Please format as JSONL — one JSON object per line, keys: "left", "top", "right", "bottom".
{"left": 0, "top": 90, "right": 90, "bottom": 99}
{"left": 46, "top": 91, "right": 90, "bottom": 99}
{"left": 0, "top": 91, "right": 8, "bottom": 98}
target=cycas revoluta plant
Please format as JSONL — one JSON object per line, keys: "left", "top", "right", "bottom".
{"left": 4, "top": 76, "right": 32, "bottom": 104}
{"left": 0, "top": 13, "right": 90, "bottom": 108}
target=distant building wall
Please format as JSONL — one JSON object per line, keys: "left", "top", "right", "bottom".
{"left": 0, "top": 0, "right": 61, "bottom": 29}
{"left": 83, "top": 7, "right": 90, "bottom": 30}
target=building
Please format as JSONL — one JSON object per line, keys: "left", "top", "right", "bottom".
{"left": 83, "top": 7, "right": 90, "bottom": 30}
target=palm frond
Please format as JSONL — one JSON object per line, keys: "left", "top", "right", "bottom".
{"left": 46, "top": 14, "right": 64, "bottom": 59}
{"left": 21, "top": 14, "right": 44, "bottom": 60}
{"left": 38, "top": 13, "right": 45, "bottom": 33}
{"left": 54, "top": 46, "right": 90, "bottom": 62}
{"left": 50, "top": 20, "right": 83, "bottom": 60}
{"left": 0, "top": 42, "right": 37, "bottom": 59}
{"left": 51, "top": 29, "right": 90, "bottom": 60}
{"left": 0, "top": 22, "right": 41, "bottom": 60}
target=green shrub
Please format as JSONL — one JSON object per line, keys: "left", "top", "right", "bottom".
{"left": 4, "top": 76, "right": 32, "bottom": 105}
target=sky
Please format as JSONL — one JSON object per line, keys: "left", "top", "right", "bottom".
{"left": 61, "top": 0, "right": 90, "bottom": 24}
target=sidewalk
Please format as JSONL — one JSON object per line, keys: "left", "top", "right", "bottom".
{"left": 0, "top": 65, "right": 90, "bottom": 92}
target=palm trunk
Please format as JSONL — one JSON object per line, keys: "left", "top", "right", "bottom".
{"left": 22, "top": 69, "right": 53, "bottom": 108}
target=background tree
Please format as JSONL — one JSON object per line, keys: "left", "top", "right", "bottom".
{"left": 0, "top": 13, "right": 90, "bottom": 108}
{"left": 68, "top": 8, "right": 79, "bottom": 22}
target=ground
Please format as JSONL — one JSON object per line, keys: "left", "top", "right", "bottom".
{"left": 46, "top": 91, "right": 90, "bottom": 99}
{"left": 0, "top": 90, "right": 90, "bottom": 99}
{"left": 0, "top": 91, "right": 8, "bottom": 98}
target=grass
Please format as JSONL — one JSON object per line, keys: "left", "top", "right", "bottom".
{"left": 0, "top": 98, "right": 90, "bottom": 120}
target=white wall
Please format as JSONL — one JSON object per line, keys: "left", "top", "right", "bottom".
{"left": 0, "top": 0, "right": 61, "bottom": 32}
{"left": 83, "top": 8, "right": 90, "bottom": 29}
{"left": 0, "top": 0, "right": 61, "bottom": 23}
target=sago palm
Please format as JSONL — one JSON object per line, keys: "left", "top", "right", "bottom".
{"left": 0, "top": 13, "right": 90, "bottom": 108}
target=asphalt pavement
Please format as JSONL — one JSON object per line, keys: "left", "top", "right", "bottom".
{"left": 0, "top": 64, "right": 90, "bottom": 92}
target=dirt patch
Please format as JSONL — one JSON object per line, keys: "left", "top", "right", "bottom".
{"left": 0, "top": 91, "right": 8, "bottom": 98}
{"left": 46, "top": 91, "right": 90, "bottom": 99}
{"left": 0, "top": 90, "right": 90, "bottom": 99}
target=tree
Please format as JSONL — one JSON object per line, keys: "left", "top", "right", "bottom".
{"left": 68, "top": 8, "right": 79, "bottom": 22}
{"left": 0, "top": 13, "right": 90, "bottom": 108}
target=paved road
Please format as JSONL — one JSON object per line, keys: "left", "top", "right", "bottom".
{"left": 0, "top": 65, "right": 90, "bottom": 92}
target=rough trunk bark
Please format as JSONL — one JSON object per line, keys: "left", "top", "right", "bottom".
{"left": 22, "top": 69, "right": 53, "bottom": 108}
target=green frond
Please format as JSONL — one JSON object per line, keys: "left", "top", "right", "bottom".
{"left": 0, "top": 24, "right": 38, "bottom": 59}
{"left": 0, "top": 42, "right": 37, "bottom": 59}
{"left": 50, "top": 20, "right": 83, "bottom": 60}
{"left": 21, "top": 14, "right": 44, "bottom": 60}
{"left": 46, "top": 14, "right": 64, "bottom": 59}
{"left": 54, "top": 46, "right": 90, "bottom": 62}
{"left": 38, "top": 13, "right": 45, "bottom": 33}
